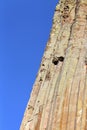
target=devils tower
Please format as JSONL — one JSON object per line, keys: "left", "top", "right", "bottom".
{"left": 20, "top": 0, "right": 87, "bottom": 130}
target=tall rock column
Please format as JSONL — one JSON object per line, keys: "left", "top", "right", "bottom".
{"left": 20, "top": 0, "right": 87, "bottom": 130}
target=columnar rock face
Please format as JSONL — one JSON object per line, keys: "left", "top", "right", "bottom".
{"left": 20, "top": 0, "right": 87, "bottom": 130}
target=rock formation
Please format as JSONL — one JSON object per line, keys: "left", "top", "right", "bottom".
{"left": 20, "top": 0, "right": 87, "bottom": 129}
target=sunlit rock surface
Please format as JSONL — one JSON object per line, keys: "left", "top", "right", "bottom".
{"left": 20, "top": 0, "right": 87, "bottom": 130}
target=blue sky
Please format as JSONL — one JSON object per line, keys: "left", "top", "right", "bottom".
{"left": 0, "top": 0, "right": 58, "bottom": 129}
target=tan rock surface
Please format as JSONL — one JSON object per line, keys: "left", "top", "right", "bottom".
{"left": 20, "top": 0, "right": 87, "bottom": 130}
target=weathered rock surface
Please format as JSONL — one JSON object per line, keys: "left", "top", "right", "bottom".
{"left": 20, "top": 0, "right": 87, "bottom": 130}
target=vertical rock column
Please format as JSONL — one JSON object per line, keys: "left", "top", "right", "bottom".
{"left": 20, "top": 0, "right": 87, "bottom": 130}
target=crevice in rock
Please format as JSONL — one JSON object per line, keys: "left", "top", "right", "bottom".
{"left": 46, "top": 71, "right": 51, "bottom": 80}
{"left": 52, "top": 56, "right": 59, "bottom": 65}
{"left": 58, "top": 56, "right": 64, "bottom": 62}
{"left": 39, "top": 77, "right": 43, "bottom": 82}
{"left": 52, "top": 56, "right": 64, "bottom": 65}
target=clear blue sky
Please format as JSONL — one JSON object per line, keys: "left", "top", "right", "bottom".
{"left": 0, "top": 0, "right": 58, "bottom": 129}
